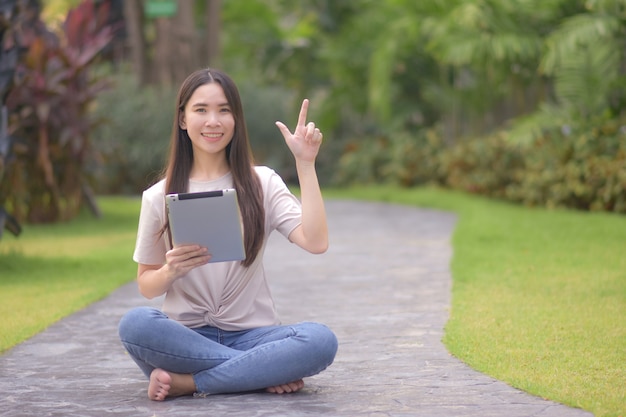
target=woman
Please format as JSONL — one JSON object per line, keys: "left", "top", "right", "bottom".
{"left": 118, "top": 68, "right": 338, "bottom": 401}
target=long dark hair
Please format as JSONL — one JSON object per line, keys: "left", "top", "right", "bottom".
{"left": 161, "top": 68, "right": 264, "bottom": 267}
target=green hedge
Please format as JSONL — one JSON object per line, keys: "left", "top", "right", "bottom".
{"left": 506, "top": 121, "right": 626, "bottom": 212}
{"left": 336, "top": 119, "right": 626, "bottom": 214}
{"left": 90, "top": 72, "right": 175, "bottom": 195}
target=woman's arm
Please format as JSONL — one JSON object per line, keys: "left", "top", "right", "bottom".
{"left": 288, "top": 160, "right": 328, "bottom": 253}
{"left": 276, "top": 99, "right": 328, "bottom": 254}
{"left": 137, "top": 245, "right": 211, "bottom": 298}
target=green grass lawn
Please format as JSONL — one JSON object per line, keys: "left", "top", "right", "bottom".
{"left": 1, "top": 189, "right": 624, "bottom": 416}
{"left": 0, "top": 197, "right": 140, "bottom": 352}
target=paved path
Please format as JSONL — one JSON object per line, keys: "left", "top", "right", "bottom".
{"left": 1, "top": 200, "right": 593, "bottom": 417}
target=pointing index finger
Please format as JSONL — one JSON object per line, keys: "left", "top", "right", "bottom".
{"left": 297, "top": 99, "right": 309, "bottom": 128}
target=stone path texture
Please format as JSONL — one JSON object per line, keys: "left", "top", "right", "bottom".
{"left": 0, "top": 200, "right": 594, "bottom": 417}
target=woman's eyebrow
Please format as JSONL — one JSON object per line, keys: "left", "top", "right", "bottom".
{"left": 190, "top": 102, "right": 230, "bottom": 108}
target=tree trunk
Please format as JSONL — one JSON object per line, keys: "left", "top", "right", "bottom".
{"left": 154, "top": 16, "right": 173, "bottom": 87}
{"left": 205, "top": 0, "right": 221, "bottom": 67}
{"left": 173, "top": 0, "right": 196, "bottom": 83}
{"left": 122, "top": 0, "right": 148, "bottom": 85}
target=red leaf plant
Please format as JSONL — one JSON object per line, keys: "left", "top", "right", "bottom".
{"left": 4, "top": 0, "right": 115, "bottom": 223}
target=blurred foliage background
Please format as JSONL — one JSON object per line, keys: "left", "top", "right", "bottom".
{"left": 1, "top": 0, "right": 625, "bottom": 230}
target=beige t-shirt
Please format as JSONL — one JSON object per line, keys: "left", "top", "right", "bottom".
{"left": 133, "top": 166, "right": 302, "bottom": 330}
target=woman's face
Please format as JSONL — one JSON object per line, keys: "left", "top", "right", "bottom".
{"left": 179, "top": 82, "right": 235, "bottom": 159}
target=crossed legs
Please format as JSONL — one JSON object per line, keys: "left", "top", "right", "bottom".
{"left": 118, "top": 307, "right": 337, "bottom": 400}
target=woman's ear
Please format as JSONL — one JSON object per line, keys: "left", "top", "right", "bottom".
{"left": 179, "top": 112, "right": 187, "bottom": 130}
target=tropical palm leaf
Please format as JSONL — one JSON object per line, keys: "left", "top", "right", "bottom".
{"left": 542, "top": 12, "right": 622, "bottom": 117}
{"left": 554, "top": 42, "right": 619, "bottom": 116}
{"left": 541, "top": 13, "right": 621, "bottom": 75}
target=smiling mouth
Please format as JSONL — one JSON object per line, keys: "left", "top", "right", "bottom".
{"left": 202, "top": 133, "right": 222, "bottom": 139}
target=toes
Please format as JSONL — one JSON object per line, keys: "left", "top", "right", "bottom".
{"left": 148, "top": 369, "right": 172, "bottom": 401}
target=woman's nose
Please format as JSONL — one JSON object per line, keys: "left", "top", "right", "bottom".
{"left": 205, "top": 111, "right": 220, "bottom": 125}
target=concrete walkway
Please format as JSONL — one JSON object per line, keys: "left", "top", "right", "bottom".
{"left": 1, "top": 200, "right": 593, "bottom": 417}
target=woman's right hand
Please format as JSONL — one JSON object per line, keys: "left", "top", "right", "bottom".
{"left": 137, "top": 245, "right": 211, "bottom": 299}
{"left": 164, "top": 244, "right": 212, "bottom": 280}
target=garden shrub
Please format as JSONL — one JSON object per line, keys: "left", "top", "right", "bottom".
{"left": 4, "top": 0, "right": 114, "bottom": 223}
{"left": 334, "top": 118, "right": 626, "bottom": 214}
{"left": 335, "top": 135, "right": 394, "bottom": 185}
{"left": 440, "top": 133, "right": 525, "bottom": 199}
{"left": 236, "top": 81, "right": 294, "bottom": 180}
{"left": 335, "top": 129, "right": 445, "bottom": 186}
{"left": 91, "top": 70, "right": 175, "bottom": 194}
{"left": 506, "top": 119, "right": 626, "bottom": 212}
{"left": 385, "top": 130, "right": 446, "bottom": 187}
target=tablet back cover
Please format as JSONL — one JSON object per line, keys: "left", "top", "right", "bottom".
{"left": 165, "top": 189, "right": 245, "bottom": 263}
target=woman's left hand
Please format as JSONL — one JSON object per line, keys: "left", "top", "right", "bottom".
{"left": 276, "top": 99, "right": 323, "bottom": 163}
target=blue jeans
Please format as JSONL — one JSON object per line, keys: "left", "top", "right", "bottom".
{"left": 118, "top": 307, "right": 338, "bottom": 395}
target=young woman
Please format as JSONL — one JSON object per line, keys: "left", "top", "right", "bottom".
{"left": 118, "top": 68, "right": 338, "bottom": 401}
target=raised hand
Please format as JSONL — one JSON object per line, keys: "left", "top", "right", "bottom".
{"left": 275, "top": 99, "right": 323, "bottom": 163}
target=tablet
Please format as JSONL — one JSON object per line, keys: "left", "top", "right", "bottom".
{"left": 165, "top": 188, "right": 245, "bottom": 263}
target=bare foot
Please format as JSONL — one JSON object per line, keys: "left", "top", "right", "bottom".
{"left": 265, "top": 379, "right": 304, "bottom": 394}
{"left": 148, "top": 369, "right": 171, "bottom": 401}
{"left": 148, "top": 368, "right": 197, "bottom": 401}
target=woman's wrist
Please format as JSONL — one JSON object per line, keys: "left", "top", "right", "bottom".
{"left": 295, "top": 158, "right": 317, "bottom": 172}
{"left": 161, "top": 263, "right": 180, "bottom": 285}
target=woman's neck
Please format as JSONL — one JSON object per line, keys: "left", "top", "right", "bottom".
{"left": 189, "top": 154, "right": 230, "bottom": 182}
